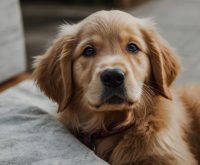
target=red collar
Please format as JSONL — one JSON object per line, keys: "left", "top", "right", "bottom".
{"left": 78, "top": 124, "right": 133, "bottom": 151}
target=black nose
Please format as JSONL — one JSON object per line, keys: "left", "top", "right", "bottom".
{"left": 100, "top": 69, "right": 125, "bottom": 88}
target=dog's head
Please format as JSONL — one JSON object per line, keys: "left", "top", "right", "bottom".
{"left": 33, "top": 10, "right": 180, "bottom": 113}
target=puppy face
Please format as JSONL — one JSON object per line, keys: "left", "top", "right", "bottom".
{"left": 33, "top": 10, "right": 179, "bottom": 113}
{"left": 73, "top": 12, "right": 150, "bottom": 112}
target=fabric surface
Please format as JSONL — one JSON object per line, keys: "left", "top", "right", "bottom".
{"left": 0, "top": 80, "right": 108, "bottom": 165}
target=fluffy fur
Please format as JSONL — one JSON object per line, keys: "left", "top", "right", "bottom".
{"left": 33, "top": 10, "right": 200, "bottom": 165}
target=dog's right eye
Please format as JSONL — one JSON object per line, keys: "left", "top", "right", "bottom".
{"left": 127, "top": 43, "right": 139, "bottom": 54}
{"left": 82, "top": 46, "right": 96, "bottom": 57}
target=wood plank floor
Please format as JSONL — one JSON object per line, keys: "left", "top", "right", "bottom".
{"left": 0, "top": 73, "right": 31, "bottom": 92}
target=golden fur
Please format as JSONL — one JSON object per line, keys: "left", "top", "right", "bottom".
{"left": 33, "top": 10, "right": 200, "bottom": 165}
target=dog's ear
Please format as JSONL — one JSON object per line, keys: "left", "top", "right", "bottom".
{"left": 141, "top": 19, "right": 180, "bottom": 99}
{"left": 33, "top": 25, "right": 77, "bottom": 112}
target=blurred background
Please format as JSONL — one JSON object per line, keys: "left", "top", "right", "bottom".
{"left": 0, "top": 0, "right": 200, "bottom": 91}
{"left": 21, "top": 0, "right": 148, "bottom": 70}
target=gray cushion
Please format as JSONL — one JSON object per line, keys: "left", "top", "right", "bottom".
{"left": 0, "top": 0, "right": 26, "bottom": 83}
{"left": 0, "top": 80, "right": 108, "bottom": 165}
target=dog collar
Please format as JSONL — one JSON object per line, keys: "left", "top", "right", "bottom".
{"left": 78, "top": 124, "right": 133, "bottom": 151}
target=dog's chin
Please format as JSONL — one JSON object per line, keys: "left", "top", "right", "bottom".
{"left": 87, "top": 97, "right": 137, "bottom": 112}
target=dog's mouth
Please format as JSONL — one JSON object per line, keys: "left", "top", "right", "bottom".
{"left": 101, "top": 86, "right": 128, "bottom": 104}
{"left": 105, "top": 95, "right": 125, "bottom": 104}
{"left": 88, "top": 95, "right": 136, "bottom": 111}
{"left": 87, "top": 86, "right": 137, "bottom": 111}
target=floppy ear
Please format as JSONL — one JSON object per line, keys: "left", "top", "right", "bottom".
{"left": 141, "top": 20, "right": 180, "bottom": 99}
{"left": 33, "top": 27, "right": 76, "bottom": 112}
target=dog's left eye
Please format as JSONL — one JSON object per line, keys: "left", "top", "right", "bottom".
{"left": 127, "top": 43, "right": 139, "bottom": 53}
{"left": 82, "top": 46, "right": 96, "bottom": 57}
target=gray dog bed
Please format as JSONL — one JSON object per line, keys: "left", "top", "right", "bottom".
{"left": 0, "top": 80, "right": 107, "bottom": 165}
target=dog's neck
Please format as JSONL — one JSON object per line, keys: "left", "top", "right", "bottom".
{"left": 59, "top": 95, "right": 173, "bottom": 155}
{"left": 78, "top": 122, "right": 134, "bottom": 150}
{"left": 60, "top": 94, "right": 171, "bottom": 136}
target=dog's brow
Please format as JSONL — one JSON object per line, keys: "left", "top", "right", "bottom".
{"left": 78, "top": 35, "right": 102, "bottom": 47}
{"left": 79, "top": 38, "right": 93, "bottom": 46}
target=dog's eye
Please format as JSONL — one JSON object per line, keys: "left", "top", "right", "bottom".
{"left": 82, "top": 46, "right": 96, "bottom": 57}
{"left": 127, "top": 43, "right": 139, "bottom": 53}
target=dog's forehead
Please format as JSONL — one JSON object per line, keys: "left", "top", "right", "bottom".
{"left": 79, "top": 10, "right": 142, "bottom": 38}
{"left": 85, "top": 10, "right": 138, "bottom": 22}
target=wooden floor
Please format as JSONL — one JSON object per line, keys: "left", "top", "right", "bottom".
{"left": 0, "top": 73, "right": 31, "bottom": 92}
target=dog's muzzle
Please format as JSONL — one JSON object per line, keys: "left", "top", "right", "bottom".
{"left": 100, "top": 68, "right": 126, "bottom": 104}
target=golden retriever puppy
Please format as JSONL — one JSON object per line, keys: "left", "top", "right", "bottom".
{"left": 33, "top": 10, "right": 200, "bottom": 165}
